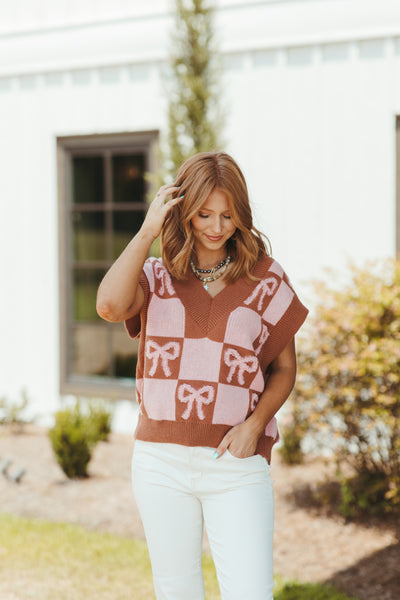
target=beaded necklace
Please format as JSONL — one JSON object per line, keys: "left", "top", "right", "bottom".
{"left": 190, "top": 256, "right": 232, "bottom": 290}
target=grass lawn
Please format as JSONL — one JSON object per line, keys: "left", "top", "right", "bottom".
{"left": 0, "top": 513, "right": 358, "bottom": 600}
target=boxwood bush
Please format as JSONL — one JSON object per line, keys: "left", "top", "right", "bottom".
{"left": 49, "top": 400, "right": 113, "bottom": 479}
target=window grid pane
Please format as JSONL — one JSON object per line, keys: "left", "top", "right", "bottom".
{"left": 73, "top": 268, "right": 104, "bottom": 322}
{"left": 112, "top": 328, "right": 139, "bottom": 379}
{"left": 112, "top": 209, "right": 147, "bottom": 260}
{"left": 72, "top": 156, "right": 104, "bottom": 204}
{"left": 72, "top": 211, "right": 107, "bottom": 262}
{"left": 112, "top": 154, "right": 146, "bottom": 204}
{"left": 72, "top": 324, "right": 110, "bottom": 377}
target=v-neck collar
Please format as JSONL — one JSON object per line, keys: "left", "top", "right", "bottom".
{"left": 172, "top": 270, "right": 257, "bottom": 336}
{"left": 195, "top": 274, "right": 230, "bottom": 300}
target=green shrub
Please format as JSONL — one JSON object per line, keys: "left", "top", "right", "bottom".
{"left": 49, "top": 400, "right": 115, "bottom": 479}
{"left": 0, "top": 389, "right": 31, "bottom": 430}
{"left": 339, "top": 470, "right": 400, "bottom": 518}
{"left": 87, "top": 400, "right": 113, "bottom": 443}
{"left": 278, "top": 402, "right": 307, "bottom": 465}
{"left": 49, "top": 403, "right": 94, "bottom": 478}
{"left": 292, "top": 258, "right": 400, "bottom": 517}
{"left": 278, "top": 428, "right": 304, "bottom": 465}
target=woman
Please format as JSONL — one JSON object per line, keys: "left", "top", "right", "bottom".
{"left": 97, "top": 151, "right": 308, "bottom": 600}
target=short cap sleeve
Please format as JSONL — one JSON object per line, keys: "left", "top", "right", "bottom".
{"left": 124, "top": 260, "right": 153, "bottom": 339}
{"left": 250, "top": 257, "right": 308, "bottom": 365}
{"left": 264, "top": 259, "right": 308, "bottom": 359}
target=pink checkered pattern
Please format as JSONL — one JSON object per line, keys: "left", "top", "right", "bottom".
{"left": 141, "top": 263, "right": 278, "bottom": 425}
{"left": 128, "top": 256, "right": 308, "bottom": 454}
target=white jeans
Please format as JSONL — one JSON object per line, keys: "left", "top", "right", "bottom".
{"left": 131, "top": 440, "right": 274, "bottom": 600}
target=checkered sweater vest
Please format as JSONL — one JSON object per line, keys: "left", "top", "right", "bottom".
{"left": 125, "top": 256, "right": 308, "bottom": 461}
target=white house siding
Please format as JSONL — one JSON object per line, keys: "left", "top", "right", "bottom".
{"left": 0, "top": 0, "right": 399, "bottom": 427}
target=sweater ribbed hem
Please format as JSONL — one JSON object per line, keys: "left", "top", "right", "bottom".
{"left": 135, "top": 415, "right": 277, "bottom": 463}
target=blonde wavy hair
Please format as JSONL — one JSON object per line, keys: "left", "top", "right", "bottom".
{"left": 160, "top": 151, "right": 271, "bottom": 283}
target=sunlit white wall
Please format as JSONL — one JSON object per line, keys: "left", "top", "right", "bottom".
{"left": 1, "top": 0, "right": 399, "bottom": 427}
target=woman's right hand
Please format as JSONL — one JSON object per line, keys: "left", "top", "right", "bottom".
{"left": 141, "top": 184, "right": 183, "bottom": 240}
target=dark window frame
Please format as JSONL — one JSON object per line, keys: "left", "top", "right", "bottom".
{"left": 57, "top": 131, "right": 158, "bottom": 397}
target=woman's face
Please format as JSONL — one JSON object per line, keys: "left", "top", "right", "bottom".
{"left": 191, "top": 188, "right": 236, "bottom": 257}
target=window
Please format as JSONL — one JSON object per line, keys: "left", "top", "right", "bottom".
{"left": 58, "top": 132, "right": 158, "bottom": 396}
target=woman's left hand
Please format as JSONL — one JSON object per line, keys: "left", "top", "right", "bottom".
{"left": 214, "top": 421, "right": 261, "bottom": 459}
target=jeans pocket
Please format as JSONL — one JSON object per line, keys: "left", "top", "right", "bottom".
{"left": 224, "top": 449, "right": 270, "bottom": 470}
{"left": 225, "top": 448, "right": 264, "bottom": 461}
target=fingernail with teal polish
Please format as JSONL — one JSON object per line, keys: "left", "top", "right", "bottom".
{"left": 179, "top": 194, "right": 185, "bottom": 198}
{"left": 212, "top": 451, "right": 219, "bottom": 460}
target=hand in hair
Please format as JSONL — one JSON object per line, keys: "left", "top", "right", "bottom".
{"left": 143, "top": 184, "right": 184, "bottom": 241}
{"left": 97, "top": 184, "right": 183, "bottom": 322}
